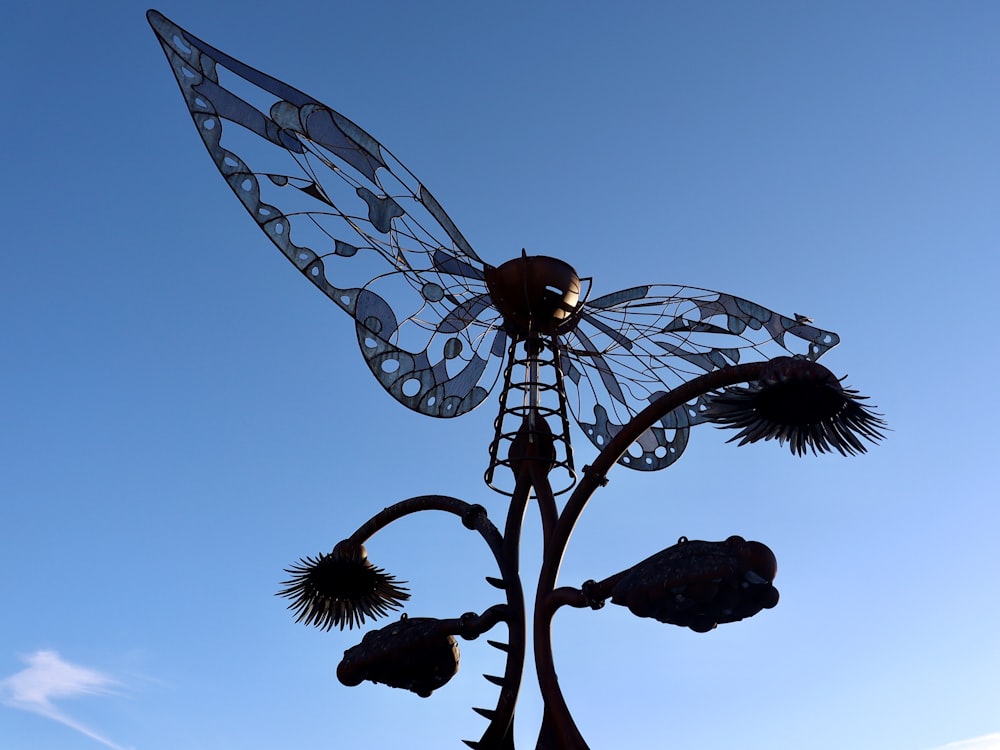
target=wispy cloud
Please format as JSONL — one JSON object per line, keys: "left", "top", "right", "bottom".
{"left": 0, "top": 650, "right": 133, "bottom": 750}
{"left": 925, "top": 734, "right": 1000, "bottom": 750}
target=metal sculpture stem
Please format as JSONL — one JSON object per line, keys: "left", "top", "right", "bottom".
{"left": 529, "top": 361, "right": 772, "bottom": 749}
{"left": 347, "top": 495, "right": 503, "bottom": 558}
{"left": 338, "top": 361, "right": 780, "bottom": 749}
{"left": 346, "top": 495, "right": 526, "bottom": 749}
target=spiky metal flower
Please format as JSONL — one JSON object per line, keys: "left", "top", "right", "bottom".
{"left": 337, "top": 615, "right": 461, "bottom": 697}
{"left": 278, "top": 541, "right": 409, "bottom": 631}
{"left": 706, "top": 357, "right": 886, "bottom": 456}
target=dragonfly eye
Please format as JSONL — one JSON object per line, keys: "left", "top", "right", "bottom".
{"left": 486, "top": 255, "right": 582, "bottom": 338}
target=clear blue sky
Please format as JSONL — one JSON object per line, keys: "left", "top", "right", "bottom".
{"left": 3, "top": 2, "right": 998, "bottom": 749}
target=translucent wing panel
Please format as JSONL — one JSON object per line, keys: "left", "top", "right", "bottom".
{"left": 562, "top": 285, "right": 840, "bottom": 470}
{"left": 148, "top": 11, "right": 504, "bottom": 417}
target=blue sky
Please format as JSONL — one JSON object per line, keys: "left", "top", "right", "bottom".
{"left": 2, "top": 2, "right": 998, "bottom": 749}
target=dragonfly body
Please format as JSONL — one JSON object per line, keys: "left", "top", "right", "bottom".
{"left": 485, "top": 254, "right": 583, "bottom": 339}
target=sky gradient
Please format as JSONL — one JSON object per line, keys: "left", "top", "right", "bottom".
{"left": 3, "top": 2, "right": 999, "bottom": 749}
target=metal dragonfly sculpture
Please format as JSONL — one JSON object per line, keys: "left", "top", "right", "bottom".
{"left": 149, "top": 12, "right": 886, "bottom": 749}
{"left": 148, "top": 10, "right": 842, "bottom": 496}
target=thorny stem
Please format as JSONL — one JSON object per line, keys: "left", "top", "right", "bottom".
{"left": 349, "top": 493, "right": 527, "bottom": 749}
{"left": 337, "top": 362, "right": 780, "bottom": 749}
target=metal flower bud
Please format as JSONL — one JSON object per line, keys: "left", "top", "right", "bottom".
{"left": 611, "top": 536, "right": 779, "bottom": 632}
{"left": 337, "top": 615, "right": 460, "bottom": 697}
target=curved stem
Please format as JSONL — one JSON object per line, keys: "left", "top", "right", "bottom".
{"left": 347, "top": 494, "right": 504, "bottom": 561}
{"left": 544, "top": 361, "right": 771, "bottom": 603}
{"left": 532, "top": 362, "right": 772, "bottom": 748}
{"left": 347, "top": 494, "right": 526, "bottom": 750}
{"left": 529, "top": 461, "right": 559, "bottom": 553}
{"left": 531, "top": 469, "right": 590, "bottom": 750}
{"left": 430, "top": 604, "right": 511, "bottom": 640}
{"left": 471, "top": 471, "right": 532, "bottom": 750}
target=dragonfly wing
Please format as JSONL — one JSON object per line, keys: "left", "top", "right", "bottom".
{"left": 148, "top": 11, "right": 504, "bottom": 417}
{"left": 561, "top": 284, "right": 840, "bottom": 470}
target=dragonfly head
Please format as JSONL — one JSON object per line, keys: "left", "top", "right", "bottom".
{"left": 485, "top": 253, "right": 582, "bottom": 339}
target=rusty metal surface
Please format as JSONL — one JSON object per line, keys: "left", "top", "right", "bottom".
{"left": 337, "top": 615, "right": 460, "bottom": 697}
{"left": 610, "top": 536, "right": 779, "bottom": 632}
